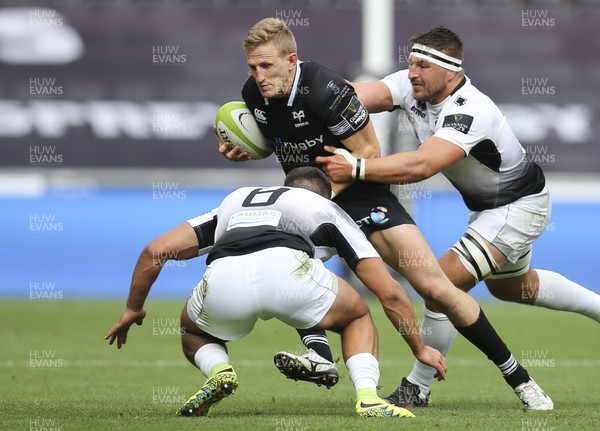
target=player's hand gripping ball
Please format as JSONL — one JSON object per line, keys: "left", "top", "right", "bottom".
{"left": 215, "top": 101, "right": 273, "bottom": 159}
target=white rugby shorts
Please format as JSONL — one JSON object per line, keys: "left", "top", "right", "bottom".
{"left": 468, "top": 187, "right": 551, "bottom": 275}
{"left": 186, "top": 247, "right": 338, "bottom": 341}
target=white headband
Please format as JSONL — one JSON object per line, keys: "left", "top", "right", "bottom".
{"left": 410, "top": 43, "right": 462, "bottom": 72}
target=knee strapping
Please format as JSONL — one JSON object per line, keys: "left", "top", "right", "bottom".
{"left": 450, "top": 230, "right": 499, "bottom": 283}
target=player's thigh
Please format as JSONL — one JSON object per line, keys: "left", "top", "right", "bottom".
{"left": 447, "top": 223, "right": 536, "bottom": 302}
{"left": 315, "top": 276, "right": 370, "bottom": 332}
{"left": 438, "top": 250, "right": 476, "bottom": 291}
{"left": 258, "top": 249, "right": 341, "bottom": 330}
{"left": 181, "top": 305, "right": 219, "bottom": 339}
{"left": 469, "top": 189, "right": 549, "bottom": 265}
{"left": 444, "top": 227, "right": 509, "bottom": 295}
{"left": 180, "top": 305, "right": 227, "bottom": 359}
{"left": 186, "top": 256, "right": 260, "bottom": 341}
{"left": 368, "top": 224, "right": 449, "bottom": 297}
{"left": 461, "top": 194, "right": 547, "bottom": 298}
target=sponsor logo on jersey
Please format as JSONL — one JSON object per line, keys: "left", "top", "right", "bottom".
{"left": 292, "top": 110, "right": 309, "bottom": 127}
{"left": 328, "top": 85, "right": 350, "bottom": 111}
{"left": 341, "top": 96, "right": 368, "bottom": 131}
{"left": 292, "top": 110, "right": 305, "bottom": 121}
{"left": 274, "top": 135, "right": 324, "bottom": 152}
{"left": 356, "top": 206, "right": 389, "bottom": 227}
{"left": 254, "top": 108, "right": 267, "bottom": 123}
{"left": 227, "top": 209, "right": 282, "bottom": 230}
{"left": 454, "top": 96, "right": 467, "bottom": 106}
{"left": 410, "top": 104, "right": 426, "bottom": 119}
{"left": 370, "top": 206, "right": 389, "bottom": 224}
{"left": 326, "top": 80, "right": 341, "bottom": 95}
{"left": 442, "top": 113, "right": 474, "bottom": 134}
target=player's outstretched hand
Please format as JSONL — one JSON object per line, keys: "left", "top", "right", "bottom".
{"left": 104, "top": 308, "right": 147, "bottom": 349}
{"left": 214, "top": 126, "right": 251, "bottom": 162}
{"left": 415, "top": 345, "right": 447, "bottom": 381}
{"left": 315, "top": 145, "right": 354, "bottom": 183}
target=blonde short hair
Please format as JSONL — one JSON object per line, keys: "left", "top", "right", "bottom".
{"left": 243, "top": 17, "right": 297, "bottom": 56}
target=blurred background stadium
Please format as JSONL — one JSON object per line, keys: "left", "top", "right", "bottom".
{"left": 1, "top": 0, "right": 599, "bottom": 301}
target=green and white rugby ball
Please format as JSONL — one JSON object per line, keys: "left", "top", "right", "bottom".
{"left": 215, "top": 101, "right": 273, "bottom": 160}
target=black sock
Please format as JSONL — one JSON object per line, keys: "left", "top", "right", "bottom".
{"left": 455, "top": 308, "right": 530, "bottom": 389}
{"left": 296, "top": 329, "right": 333, "bottom": 362}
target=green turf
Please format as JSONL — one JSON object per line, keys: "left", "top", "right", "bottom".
{"left": 1, "top": 298, "right": 598, "bottom": 430}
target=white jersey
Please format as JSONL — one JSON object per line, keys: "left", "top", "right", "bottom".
{"left": 381, "top": 70, "right": 545, "bottom": 211}
{"left": 186, "top": 186, "right": 379, "bottom": 271}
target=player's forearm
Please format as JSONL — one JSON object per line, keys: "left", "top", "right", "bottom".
{"left": 125, "top": 224, "right": 200, "bottom": 311}
{"left": 322, "top": 147, "right": 432, "bottom": 185}
{"left": 364, "top": 152, "right": 432, "bottom": 184}
{"left": 354, "top": 258, "right": 427, "bottom": 356}
{"left": 350, "top": 138, "right": 380, "bottom": 160}
{"left": 341, "top": 121, "right": 381, "bottom": 160}
{"left": 125, "top": 247, "right": 163, "bottom": 311}
{"left": 394, "top": 314, "right": 427, "bottom": 357}
{"left": 379, "top": 291, "right": 427, "bottom": 356}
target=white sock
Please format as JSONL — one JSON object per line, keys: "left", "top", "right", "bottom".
{"left": 345, "top": 353, "right": 380, "bottom": 390}
{"left": 193, "top": 343, "right": 229, "bottom": 377}
{"left": 535, "top": 269, "right": 600, "bottom": 322}
{"left": 406, "top": 307, "right": 458, "bottom": 395}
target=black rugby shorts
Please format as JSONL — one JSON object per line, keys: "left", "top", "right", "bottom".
{"left": 333, "top": 181, "right": 415, "bottom": 236}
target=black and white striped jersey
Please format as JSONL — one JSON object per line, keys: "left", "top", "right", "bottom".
{"left": 382, "top": 69, "right": 545, "bottom": 211}
{"left": 187, "top": 186, "right": 379, "bottom": 271}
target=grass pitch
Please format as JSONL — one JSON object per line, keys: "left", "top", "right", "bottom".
{"left": 1, "top": 298, "right": 599, "bottom": 431}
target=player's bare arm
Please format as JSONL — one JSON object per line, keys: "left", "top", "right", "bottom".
{"left": 354, "top": 257, "right": 447, "bottom": 380}
{"left": 331, "top": 121, "right": 381, "bottom": 195}
{"left": 317, "top": 136, "right": 465, "bottom": 185}
{"left": 105, "top": 222, "right": 200, "bottom": 349}
{"left": 349, "top": 81, "right": 394, "bottom": 114}
{"left": 341, "top": 120, "right": 380, "bottom": 159}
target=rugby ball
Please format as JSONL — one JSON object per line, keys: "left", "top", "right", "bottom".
{"left": 215, "top": 101, "right": 273, "bottom": 160}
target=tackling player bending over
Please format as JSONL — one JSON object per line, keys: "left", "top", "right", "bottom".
{"left": 105, "top": 167, "right": 447, "bottom": 419}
